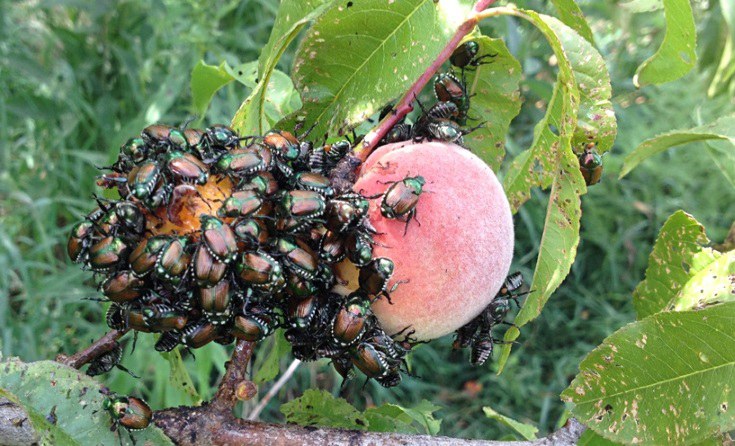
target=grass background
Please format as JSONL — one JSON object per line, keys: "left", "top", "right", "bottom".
{"left": 1, "top": 0, "right": 734, "bottom": 441}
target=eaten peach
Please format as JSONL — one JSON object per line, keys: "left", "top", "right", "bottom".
{"left": 339, "top": 141, "right": 514, "bottom": 341}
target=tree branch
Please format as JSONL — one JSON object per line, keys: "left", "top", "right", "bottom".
{"left": 55, "top": 329, "right": 127, "bottom": 369}
{"left": 210, "top": 340, "right": 257, "bottom": 413}
{"left": 153, "top": 406, "right": 585, "bottom": 446}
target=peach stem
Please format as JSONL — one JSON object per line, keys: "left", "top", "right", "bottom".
{"left": 354, "top": 0, "right": 497, "bottom": 162}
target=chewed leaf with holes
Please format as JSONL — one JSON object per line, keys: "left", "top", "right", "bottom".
{"left": 633, "top": 0, "right": 696, "bottom": 87}
{"left": 633, "top": 210, "right": 711, "bottom": 318}
{"left": 462, "top": 36, "right": 522, "bottom": 171}
{"left": 278, "top": 0, "right": 467, "bottom": 139}
{"left": 668, "top": 250, "right": 735, "bottom": 312}
{"left": 0, "top": 358, "right": 173, "bottom": 446}
{"left": 562, "top": 302, "right": 735, "bottom": 445}
{"left": 280, "top": 389, "right": 368, "bottom": 430}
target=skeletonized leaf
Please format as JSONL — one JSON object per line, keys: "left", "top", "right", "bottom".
{"left": 232, "top": 4, "right": 330, "bottom": 135}
{"left": 483, "top": 406, "right": 538, "bottom": 440}
{"left": 633, "top": 210, "right": 711, "bottom": 318}
{"left": 278, "top": 0, "right": 467, "bottom": 139}
{"left": 633, "top": 0, "right": 696, "bottom": 87}
{"left": 190, "top": 61, "right": 233, "bottom": 119}
{"left": 562, "top": 302, "right": 735, "bottom": 445}
{"left": 462, "top": 36, "right": 523, "bottom": 171}
{"left": 0, "top": 358, "right": 173, "bottom": 446}
{"left": 549, "top": 0, "right": 595, "bottom": 44}
{"left": 0, "top": 388, "right": 76, "bottom": 446}
{"left": 620, "top": 114, "right": 735, "bottom": 178}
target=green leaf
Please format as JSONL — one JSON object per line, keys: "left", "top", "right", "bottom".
{"left": 562, "top": 302, "right": 735, "bottom": 445}
{"left": 162, "top": 349, "right": 201, "bottom": 405}
{"left": 632, "top": 210, "right": 711, "bottom": 318}
{"left": 232, "top": 4, "right": 329, "bottom": 135}
{"left": 0, "top": 358, "right": 173, "bottom": 446}
{"left": 706, "top": 140, "right": 735, "bottom": 189}
{"left": 633, "top": 0, "right": 696, "bottom": 87}
{"left": 258, "top": 0, "right": 334, "bottom": 77}
{"left": 620, "top": 114, "right": 735, "bottom": 178}
{"left": 668, "top": 250, "right": 735, "bottom": 312}
{"left": 190, "top": 61, "right": 234, "bottom": 120}
{"left": 549, "top": 0, "right": 595, "bottom": 44}
{"left": 0, "top": 387, "right": 75, "bottom": 445}
{"left": 253, "top": 329, "right": 291, "bottom": 383}
{"left": 396, "top": 400, "right": 442, "bottom": 435}
{"left": 483, "top": 406, "right": 538, "bottom": 440}
{"left": 493, "top": 10, "right": 590, "bottom": 371}
{"left": 280, "top": 389, "right": 368, "bottom": 430}
{"left": 278, "top": 0, "right": 467, "bottom": 139}
{"left": 462, "top": 36, "right": 523, "bottom": 171}
{"left": 577, "top": 430, "right": 623, "bottom": 445}
{"left": 502, "top": 10, "right": 614, "bottom": 211}
{"left": 619, "top": 0, "right": 663, "bottom": 13}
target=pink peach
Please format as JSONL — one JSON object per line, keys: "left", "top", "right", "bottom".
{"left": 343, "top": 141, "right": 514, "bottom": 341}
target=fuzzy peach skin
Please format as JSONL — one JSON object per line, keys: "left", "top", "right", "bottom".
{"left": 338, "top": 141, "right": 514, "bottom": 341}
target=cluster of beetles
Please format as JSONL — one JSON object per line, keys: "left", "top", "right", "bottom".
{"left": 67, "top": 41, "right": 601, "bottom": 434}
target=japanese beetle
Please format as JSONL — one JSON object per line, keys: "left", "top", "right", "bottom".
{"left": 235, "top": 250, "right": 285, "bottom": 293}
{"left": 578, "top": 145, "right": 603, "bottom": 186}
{"left": 450, "top": 40, "right": 496, "bottom": 69}
{"left": 275, "top": 237, "right": 319, "bottom": 280}
{"left": 142, "top": 124, "right": 173, "bottom": 147}
{"left": 164, "top": 151, "right": 209, "bottom": 184}
{"left": 155, "top": 330, "right": 181, "bottom": 352}
{"left": 344, "top": 231, "right": 373, "bottom": 267}
{"left": 370, "top": 175, "right": 426, "bottom": 234}
{"left": 127, "top": 161, "right": 160, "bottom": 200}
{"left": 307, "top": 145, "right": 326, "bottom": 174}
{"left": 231, "top": 303, "right": 276, "bottom": 341}
{"left": 332, "top": 293, "right": 372, "bottom": 347}
{"left": 119, "top": 137, "right": 148, "bottom": 165}
{"left": 114, "top": 201, "right": 145, "bottom": 235}
{"left": 277, "top": 190, "right": 327, "bottom": 220}
{"left": 87, "top": 342, "right": 123, "bottom": 376}
{"left": 293, "top": 172, "right": 334, "bottom": 197}
{"left": 192, "top": 243, "right": 227, "bottom": 287}
{"left": 205, "top": 124, "right": 240, "bottom": 149}
{"left": 216, "top": 145, "right": 273, "bottom": 177}
{"left": 198, "top": 281, "right": 232, "bottom": 325}
{"left": 155, "top": 237, "right": 190, "bottom": 284}
{"left": 332, "top": 353, "right": 355, "bottom": 380}
{"left": 88, "top": 236, "right": 129, "bottom": 272}
{"left": 200, "top": 215, "right": 238, "bottom": 264}
{"left": 434, "top": 72, "right": 470, "bottom": 124}
{"left": 233, "top": 218, "right": 269, "bottom": 249}
{"left": 319, "top": 229, "right": 347, "bottom": 264}
{"left": 350, "top": 342, "right": 401, "bottom": 387}
{"left": 129, "top": 236, "right": 171, "bottom": 277}
{"left": 239, "top": 171, "right": 279, "bottom": 197}
{"left": 68, "top": 221, "right": 94, "bottom": 263}
{"left": 142, "top": 304, "right": 188, "bottom": 331}
{"left": 264, "top": 130, "right": 300, "bottom": 162}
{"left": 180, "top": 320, "right": 218, "bottom": 348}
{"left": 325, "top": 194, "right": 369, "bottom": 233}
{"left": 381, "top": 123, "right": 412, "bottom": 145}
{"left": 106, "top": 303, "right": 128, "bottom": 331}
{"left": 325, "top": 140, "right": 351, "bottom": 166}
{"left": 287, "top": 295, "right": 320, "bottom": 329}
{"left": 102, "top": 393, "right": 153, "bottom": 431}
{"left": 470, "top": 331, "right": 494, "bottom": 366}
{"left": 101, "top": 270, "right": 144, "bottom": 303}
{"left": 359, "top": 257, "right": 399, "bottom": 301}
{"left": 285, "top": 272, "right": 318, "bottom": 300}
{"left": 217, "top": 190, "right": 264, "bottom": 219}
{"left": 143, "top": 182, "right": 173, "bottom": 210}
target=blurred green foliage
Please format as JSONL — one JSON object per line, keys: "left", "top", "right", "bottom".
{"left": 1, "top": 0, "right": 733, "bottom": 441}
